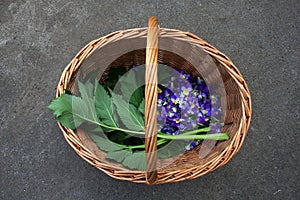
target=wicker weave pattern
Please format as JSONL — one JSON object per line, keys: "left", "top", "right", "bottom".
{"left": 145, "top": 16, "right": 159, "bottom": 184}
{"left": 56, "top": 22, "right": 252, "bottom": 184}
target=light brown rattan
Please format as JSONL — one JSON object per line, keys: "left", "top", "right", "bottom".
{"left": 145, "top": 16, "right": 159, "bottom": 184}
{"left": 55, "top": 17, "right": 252, "bottom": 185}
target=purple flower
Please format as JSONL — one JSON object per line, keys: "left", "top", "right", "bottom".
{"left": 157, "top": 70, "right": 223, "bottom": 151}
{"left": 210, "top": 123, "right": 223, "bottom": 133}
{"left": 185, "top": 140, "right": 202, "bottom": 151}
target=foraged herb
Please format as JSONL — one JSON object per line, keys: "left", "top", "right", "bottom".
{"left": 49, "top": 65, "right": 229, "bottom": 170}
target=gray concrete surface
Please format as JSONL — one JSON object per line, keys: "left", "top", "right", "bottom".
{"left": 0, "top": 0, "right": 299, "bottom": 199}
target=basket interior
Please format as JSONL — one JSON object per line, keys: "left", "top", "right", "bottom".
{"left": 69, "top": 36, "right": 243, "bottom": 173}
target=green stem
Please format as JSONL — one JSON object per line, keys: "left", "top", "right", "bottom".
{"left": 112, "top": 131, "right": 228, "bottom": 150}
{"left": 175, "top": 126, "right": 210, "bottom": 136}
{"left": 157, "top": 132, "right": 229, "bottom": 140}
{"left": 73, "top": 113, "right": 145, "bottom": 135}
{"left": 105, "top": 126, "right": 144, "bottom": 135}
{"left": 116, "top": 138, "right": 168, "bottom": 150}
{"left": 76, "top": 113, "right": 228, "bottom": 141}
{"left": 77, "top": 111, "right": 214, "bottom": 137}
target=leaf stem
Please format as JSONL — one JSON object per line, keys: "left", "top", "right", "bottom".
{"left": 157, "top": 133, "right": 230, "bottom": 140}
{"left": 177, "top": 126, "right": 210, "bottom": 136}
{"left": 73, "top": 113, "right": 145, "bottom": 134}
{"left": 116, "top": 138, "right": 168, "bottom": 150}
{"left": 76, "top": 113, "right": 228, "bottom": 141}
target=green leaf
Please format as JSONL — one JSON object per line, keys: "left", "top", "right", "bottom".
{"left": 90, "top": 133, "right": 146, "bottom": 170}
{"left": 158, "top": 140, "right": 186, "bottom": 159}
{"left": 158, "top": 64, "right": 172, "bottom": 81}
{"left": 122, "top": 151, "right": 146, "bottom": 171}
{"left": 78, "top": 81, "right": 98, "bottom": 122}
{"left": 48, "top": 81, "right": 103, "bottom": 130}
{"left": 129, "top": 104, "right": 144, "bottom": 128}
{"left": 112, "top": 94, "right": 145, "bottom": 131}
{"left": 89, "top": 126, "right": 103, "bottom": 133}
{"left": 129, "top": 87, "right": 143, "bottom": 108}
{"left": 48, "top": 94, "right": 90, "bottom": 129}
{"left": 119, "top": 70, "right": 140, "bottom": 103}
{"left": 78, "top": 81, "right": 94, "bottom": 100}
{"left": 89, "top": 133, "right": 123, "bottom": 152}
{"left": 48, "top": 94, "right": 72, "bottom": 117}
{"left": 94, "top": 81, "right": 118, "bottom": 129}
{"left": 56, "top": 112, "right": 77, "bottom": 129}
{"left": 138, "top": 98, "right": 145, "bottom": 115}
{"left": 106, "top": 150, "right": 131, "bottom": 163}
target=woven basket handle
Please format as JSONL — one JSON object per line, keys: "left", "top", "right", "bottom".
{"left": 145, "top": 16, "right": 159, "bottom": 184}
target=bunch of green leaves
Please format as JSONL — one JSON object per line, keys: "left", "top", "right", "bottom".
{"left": 49, "top": 78, "right": 148, "bottom": 170}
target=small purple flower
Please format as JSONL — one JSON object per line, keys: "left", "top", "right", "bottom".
{"left": 210, "top": 123, "right": 223, "bottom": 133}
{"left": 185, "top": 140, "right": 202, "bottom": 151}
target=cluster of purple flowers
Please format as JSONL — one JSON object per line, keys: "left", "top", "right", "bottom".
{"left": 157, "top": 70, "right": 223, "bottom": 150}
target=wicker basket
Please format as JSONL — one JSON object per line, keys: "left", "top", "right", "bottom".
{"left": 56, "top": 17, "right": 252, "bottom": 184}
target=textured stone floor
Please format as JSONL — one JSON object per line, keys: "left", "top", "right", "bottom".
{"left": 0, "top": 0, "right": 299, "bottom": 199}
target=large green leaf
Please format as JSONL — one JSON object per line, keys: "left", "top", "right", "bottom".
{"left": 89, "top": 133, "right": 123, "bottom": 152}
{"left": 157, "top": 140, "right": 186, "bottom": 159}
{"left": 78, "top": 81, "right": 98, "bottom": 122}
{"left": 48, "top": 93, "right": 72, "bottom": 117}
{"left": 129, "top": 87, "right": 143, "bottom": 108}
{"left": 94, "top": 80, "right": 118, "bottom": 129}
{"left": 48, "top": 81, "right": 104, "bottom": 130}
{"left": 122, "top": 151, "right": 146, "bottom": 171}
{"left": 106, "top": 150, "right": 131, "bottom": 163}
{"left": 56, "top": 112, "right": 77, "bottom": 129}
{"left": 118, "top": 69, "right": 144, "bottom": 108}
{"left": 48, "top": 94, "right": 91, "bottom": 129}
{"left": 138, "top": 98, "right": 145, "bottom": 115}
{"left": 120, "top": 70, "right": 138, "bottom": 100}
{"left": 158, "top": 64, "right": 172, "bottom": 81}
{"left": 112, "top": 94, "right": 145, "bottom": 131}
{"left": 78, "top": 81, "right": 94, "bottom": 101}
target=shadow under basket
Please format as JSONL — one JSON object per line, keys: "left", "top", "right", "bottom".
{"left": 55, "top": 18, "right": 252, "bottom": 184}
